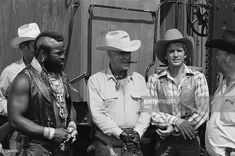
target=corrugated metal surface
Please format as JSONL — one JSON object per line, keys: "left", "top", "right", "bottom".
{"left": 0, "top": 0, "right": 212, "bottom": 98}
{"left": 0, "top": 0, "right": 81, "bottom": 90}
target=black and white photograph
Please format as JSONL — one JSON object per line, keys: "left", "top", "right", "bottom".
{"left": 0, "top": 0, "right": 235, "bottom": 156}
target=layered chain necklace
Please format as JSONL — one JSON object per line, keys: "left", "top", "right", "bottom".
{"left": 43, "top": 68, "right": 68, "bottom": 125}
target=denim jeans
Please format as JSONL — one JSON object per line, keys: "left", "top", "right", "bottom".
{"left": 158, "top": 135, "right": 200, "bottom": 156}
{"left": 88, "top": 140, "right": 143, "bottom": 156}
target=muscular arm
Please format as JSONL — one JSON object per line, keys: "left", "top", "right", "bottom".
{"left": 7, "top": 74, "right": 44, "bottom": 136}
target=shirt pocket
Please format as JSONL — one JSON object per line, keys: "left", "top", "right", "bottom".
{"left": 131, "top": 92, "right": 142, "bottom": 101}
{"left": 220, "top": 98, "right": 235, "bottom": 125}
{"left": 100, "top": 91, "right": 118, "bottom": 109}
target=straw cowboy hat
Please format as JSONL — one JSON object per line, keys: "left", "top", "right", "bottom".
{"left": 206, "top": 29, "right": 235, "bottom": 55}
{"left": 10, "top": 23, "right": 40, "bottom": 48}
{"left": 156, "top": 29, "right": 194, "bottom": 64}
{"left": 96, "top": 30, "right": 141, "bottom": 52}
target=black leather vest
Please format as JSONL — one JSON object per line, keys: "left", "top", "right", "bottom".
{"left": 20, "top": 65, "right": 72, "bottom": 129}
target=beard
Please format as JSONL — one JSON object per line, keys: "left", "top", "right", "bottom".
{"left": 43, "top": 59, "right": 64, "bottom": 73}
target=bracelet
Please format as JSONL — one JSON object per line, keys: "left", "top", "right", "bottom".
{"left": 43, "top": 127, "right": 55, "bottom": 139}
{"left": 48, "top": 128, "right": 55, "bottom": 140}
{"left": 43, "top": 127, "right": 50, "bottom": 139}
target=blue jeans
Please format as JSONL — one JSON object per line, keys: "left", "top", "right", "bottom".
{"left": 88, "top": 140, "right": 143, "bottom": 156}
{"left": 158, "top": 135, "right": 200, "bottom": 156}
{"left": 18, "top": 142, "right": 52, "bottom": 156}
{"left": 18, "top": 142, "right": 70, "bottom": 156}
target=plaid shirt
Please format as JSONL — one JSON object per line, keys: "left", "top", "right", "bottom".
{"left": 147, "top": 65, "right": 209, "bottom": 129}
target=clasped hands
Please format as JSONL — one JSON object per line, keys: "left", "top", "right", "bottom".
{"left": 119, "top": 130, "right": 140, "bottom": 154}
{"left": 53, "top": 121, "right": 78, "bottom": 147}
{"left": 155, "top": 118, "right": 197, "bottom": 140}
{"left": 174, "top": 118, "right": 197, "bottom": 140}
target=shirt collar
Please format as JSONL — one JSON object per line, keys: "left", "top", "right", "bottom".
{"left": 105, "top": 66, "right": 133, "bottom": 81}
{"left": 219, "top": 76, "right": 235, "bottom": 94}
{"left": 158, "top": 64, "right": 195, "bottom": 79}
{"left": 31, "top": 57, "right": 43, "bottom": 74}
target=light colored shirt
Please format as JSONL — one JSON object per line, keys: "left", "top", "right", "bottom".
{"left": 87, "top": 67, "right": 150, "bottom": 138}
{"left": 205, "top": 76, "right": 235, "bottom": 156}
{"left": 148, "top": 64, "right": 209, "bottom": 129}
{"left": 0, "top": 58, "right": 26, "bottom": 116}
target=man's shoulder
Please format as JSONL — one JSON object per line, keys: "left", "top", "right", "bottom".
{"left": 89, "top": 70, "right": 106, "bottom": 80}
{"left": 17, "top": 65, "right": 36, "bottom": 78}
{"left": 0, "top": 61, "right": 24, "bottom": 79}
{"left": 1, "top": 61, "right": 20, "bottom": 73}
{"left": 187, "top": 66, "right": 206, "bottom": 78}
{"left": 131, "top": 71, "right": 145, "bottom": 81}
{"left": 148, "top": 69, "right": 166, "bottom": 79}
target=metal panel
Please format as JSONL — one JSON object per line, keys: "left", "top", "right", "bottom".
{"left": 0, "top": 0, "right": 82, "bottom": 91}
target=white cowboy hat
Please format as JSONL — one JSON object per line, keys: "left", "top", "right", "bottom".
{"left": 10, "top": 23, "right": 40, "bottom": 48}
{"left": 156, "top": 29, "right": 194, "bottom": 64}
{"left": 96, "top": 30, "right": 141, "bottom": 52}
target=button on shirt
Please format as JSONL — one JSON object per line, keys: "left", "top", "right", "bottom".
{"left": 87, "top": 67, "right": 150, "bottom": 138}
{"left": 206, "top": 76, "right": 235, "bottom": 156}
{"left": 148, "top": 65, "right": 209, "bottom": 129}
{"left": 0, "top": 58, "right": 26, "bottom": 116}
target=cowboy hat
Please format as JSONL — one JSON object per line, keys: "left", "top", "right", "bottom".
{"left": 10, "top": 23, "right": 40, "bottom": 48}
{"left": 156, "top": 29, "right": 194, "bottom": 64}
{"left": 205, "top": 29, "right": 235, "bottom": 55}
{"left": 96, "top": 30, "right": 141, "bottom": 52}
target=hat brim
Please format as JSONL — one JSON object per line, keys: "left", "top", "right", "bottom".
{"left": 156, "top": 36, "right": 194, "bottom": 64}
{"left": 96, "top": 40, "right": 141, "bottom": 52}
{"left": 10, "top": 37, "right": 35, "bottom": 48}
{"left": 205, "top": 39, "right": 235, "bottom": 54}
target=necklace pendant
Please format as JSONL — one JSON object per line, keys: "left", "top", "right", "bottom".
{"left": 59, "top": 108, "right": 68, "bottom": 120}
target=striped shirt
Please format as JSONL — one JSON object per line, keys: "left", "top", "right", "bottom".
{"left": 147, "top": 64, "right": 209, "bottom": 129}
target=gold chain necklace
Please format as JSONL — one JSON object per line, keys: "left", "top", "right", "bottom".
{"left": 43, "top": 69, "right": 68, "bottom": 122}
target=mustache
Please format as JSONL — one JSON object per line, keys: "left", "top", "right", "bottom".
{"left": 126, "top": 61, "right": 137, "bottom": 64}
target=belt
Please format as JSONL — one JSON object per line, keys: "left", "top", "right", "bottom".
{"left": 94, "top": 127, "right": 134, "bottom": 147}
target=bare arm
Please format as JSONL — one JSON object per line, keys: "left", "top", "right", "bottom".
{"left": 7, "top": 73, "right": 70, "bottom": 143}
{"left": 7, "top": 74, "right": 44, "bottom": 137}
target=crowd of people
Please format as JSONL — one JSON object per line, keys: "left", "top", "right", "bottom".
{"left": 0, "top": 22, "right": 235, "bottom": 156}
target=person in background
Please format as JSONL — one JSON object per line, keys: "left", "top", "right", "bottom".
{"left": 7, "top": 31, "right": 77, "bottom": 156}
{"left": 147, "top": 28, "right": 209, "bottom": 156}
{"left": 0, "top": 23, "right": 40, "bottom": 151}
{"left": 87, "top": 30, "right": 150, "bottom": 156}
{"left": 205, "top": 29, "right": 235, "bottom": 156}
{"left": 0, "top": 23, "right": 40, "bottom": 121}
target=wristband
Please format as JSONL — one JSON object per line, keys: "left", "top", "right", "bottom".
{"left": 43, "top": 127, "right": 50, "bottom": 139}
{"left": 48, "top": 128, "right": 55, "bottom": 140}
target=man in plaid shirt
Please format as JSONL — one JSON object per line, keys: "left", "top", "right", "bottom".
{"left": 147, "top": 29, "right": 209, "bottom": 156}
